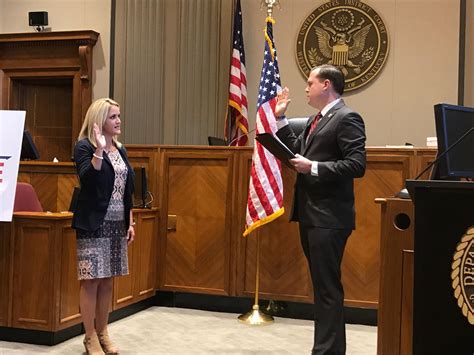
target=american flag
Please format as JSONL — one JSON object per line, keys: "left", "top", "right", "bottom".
{"left": 225, "top": 0, "right": 249, "bottom": 146}
{"left": 243, "top": 17, "right": 284, "bottom": 237}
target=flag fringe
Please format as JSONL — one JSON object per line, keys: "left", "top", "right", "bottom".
{"left": 243, "top": 207, "right": 285, "bottom": 237}
{"left": 263, "top": 19, "right": 276, "bottom": 61}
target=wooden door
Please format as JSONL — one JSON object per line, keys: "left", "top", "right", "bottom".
{"left": 159, "top": 150, "right": 234, "bottom": 295}
{"left": 11, "top": 78, "right": 73, "bottom": 162}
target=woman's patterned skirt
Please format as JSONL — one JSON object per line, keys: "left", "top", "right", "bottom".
{"left": 76, "top": 219, "right": 129, "bottom": 280}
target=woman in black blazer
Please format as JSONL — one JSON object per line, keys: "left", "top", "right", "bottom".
{"left": 72, "top": 98, "right": 134, "bottom": 355}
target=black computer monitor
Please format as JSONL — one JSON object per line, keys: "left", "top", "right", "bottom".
{"left": 208, "top": 136, "right": 227, "bottom": 146}
{"left": 20, "top": 130, "right": 40, "bottom": 160}
{"left": 433, "top": 103, "right": 474, "bottom": 179}
{"left": 133, "top": 167, "right": 151, "bottom": 208}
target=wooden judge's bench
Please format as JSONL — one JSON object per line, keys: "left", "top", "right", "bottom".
{"left": 0, "top": 145, "right": 435, "bottom": 345}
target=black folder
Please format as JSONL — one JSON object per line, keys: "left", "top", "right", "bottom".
{"left": 255, "top": 133, "right": 295, "bottom": 168}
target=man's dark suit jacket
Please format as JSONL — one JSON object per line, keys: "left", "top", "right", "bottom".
{"left": 72, "top": 138, "right": 134, "bottom": 232}
{"left": 276, "top": 99, "right": 366, "bottom": 229}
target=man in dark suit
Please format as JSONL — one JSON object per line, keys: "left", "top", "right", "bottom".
{"left": 275, "top": 64, "right": 366, "bottom": 354}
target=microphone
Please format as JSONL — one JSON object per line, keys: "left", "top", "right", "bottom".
{"left": 227, "top": 127, "right": 257, "bottom": 146}
{"left": 396, "top": 127, "right": 474, "bottom": 198}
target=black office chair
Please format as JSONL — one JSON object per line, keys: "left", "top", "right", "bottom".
{"left": 288, "top": 117, "right": 309, "bottom": 137}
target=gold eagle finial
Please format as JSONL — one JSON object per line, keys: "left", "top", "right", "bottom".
{"left": 260, "top": 0, "right": 281, "bottom": 18}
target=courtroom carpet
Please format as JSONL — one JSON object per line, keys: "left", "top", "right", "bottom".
{"left": 0, "top": 307, "right": 376, "bottom": 354}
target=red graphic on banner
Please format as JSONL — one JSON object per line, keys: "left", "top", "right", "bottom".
{"left": 0, "top": 156, "right": 12, "bottom": 184}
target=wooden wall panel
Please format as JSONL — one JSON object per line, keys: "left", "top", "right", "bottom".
{"left": 400, "top": 250, "right": 414, "bottom": 355}
{"left": 18, "top": 162, "right": 77, "bottom": 212}
{"left": 126, "top": 145, "right": 161, "bottom": 208}
{"left": 2, "top": 211, "right": 158, "bottom": 333}
{"left": 237, "top": 153, "right": 312, "bottom": 302}
{"left": 136, "top": 210, "right": 158, "bottom": 300}
{"left": 18, "top": 147, "right": 163, "bottom": 213}
{"left": 11, "top": 78, "right": 73, "bottom": 162}
{"left": 376, "top": 198, "right": 414, "bottom": 355}
{"left": 57, "top": 174, "right": 79, "bottom": 212}
{"left": 0, "top": 31, "right": 99, "bottom": 160}
{"left": 159, "top": 149, "right": 234, "bottom": 295}
{"left": 113, "top": 241, "right": 136, "bottom": 309}
{"left": 343, "top": 153, "right": 411, "bottom": 308}
{"left": 0, "top": 222, "right": 12, "bottom": 326}
{"left": 113, "top": 208, "right": 159, "bottom": 310}
{"left": 58, "top": 225, "right": 81, "bottom": 330}
{"left": 414, "top": 148, "right": 437, "bottom": 179}
{"left": 12, "top": 222, "right": 56, "bottom": 331}
{"left": 153, "top": 146, "right": 433, "bottom": 308}
{"left": 11, "top": 146, "right": 436, "bottom": 316}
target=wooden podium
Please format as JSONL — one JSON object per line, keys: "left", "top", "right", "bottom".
{"left": 406, "top": 180, "right": 474, "bottom": 354}
{"left": 376, "top": 197, "right": 414, "bottom": 355}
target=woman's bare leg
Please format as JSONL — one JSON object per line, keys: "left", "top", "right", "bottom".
{"left": 80, "top": 279, "right": 100, "bottom": 336}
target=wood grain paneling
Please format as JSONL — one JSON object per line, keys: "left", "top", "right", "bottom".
{"left": 58, "top": 225, "right": 81, "bottom": 329}
{"left": 9, "top": 146, "right": 436, "bottom": 321}
{"left": 344, "top": 153, "right": 412, "bottom": 308}
{"left": 136, "top": 211, "right": 158, "bottom": 299}
{"left": 113, "top": 208, "right": 159, "bottom": 310}
{"left": 237, "top": 153, "right": 312, "bottom": 302}
{"left": 414, "top": 148, "right": 437, "bottom": 179}
{"left": 0, "top": 222, "right": 12, "bottom": 326}
{"left": 400, "top": 250, "right": 414, "bottom": 355}
{"left": 126, "top": 145, "right": 161, "bottom": 207}
{"left": 376, "top": 198, "right": 414, "bottom": 355}
{"left": 18, "top": 147, "right": 163, "bottom": 214}
{"left": 160, "top": 149, "right": 234, "bottom": 294}
{"left": 18, "top": 161, "right": 77, "bottom": 212}
{"left": 11, "top": 78, "right": 73, "bottom": 162}
{"left": 146, "top": 145, "right": 431, "bottom": 308}
{"left": 2, "top": 208, "right": 157, "bottom": 333}
{"left": 0, "top": 31, "right": 98, "bottom": 160}
{"left": 114, "top": 240, "right": 135, "bottom": 308}
{"left": 12, "top": 222, "right": 56, "bottom": 330}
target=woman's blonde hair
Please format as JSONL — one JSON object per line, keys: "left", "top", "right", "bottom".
{"left": 78, "top": 98, "right": 122, "bottom": 148}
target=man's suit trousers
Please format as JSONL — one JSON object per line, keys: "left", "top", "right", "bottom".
{"left": 298, "top": 224, "right": 352, "bottom": 355}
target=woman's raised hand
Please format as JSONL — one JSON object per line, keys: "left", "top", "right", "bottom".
{"left": 93, "top": 123, "right": 106, "bottom": 150}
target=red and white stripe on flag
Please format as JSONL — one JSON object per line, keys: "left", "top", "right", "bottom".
{"left": 225, "top": 0, "right": 249, "bottom": 147}
{"left": 243, "top": 17, "right": 284, "bottom": 236}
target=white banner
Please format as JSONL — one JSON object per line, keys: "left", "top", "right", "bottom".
{"left": 0, "top": 111, "right": 26, "bottom": 222}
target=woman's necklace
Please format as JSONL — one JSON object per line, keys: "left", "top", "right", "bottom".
{"left": 104, "top": 145, "right": 117, "bottom": 154}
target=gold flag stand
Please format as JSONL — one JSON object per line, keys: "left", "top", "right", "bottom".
{"left": 238, "top": 231, "right": 274, "bottom": 325}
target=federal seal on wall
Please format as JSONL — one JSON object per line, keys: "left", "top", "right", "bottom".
{"left": 451, "top": 227, "right": 474, "bottom": 325}
{"left": 296, "top": 0, "right": 389, "bottom": 91}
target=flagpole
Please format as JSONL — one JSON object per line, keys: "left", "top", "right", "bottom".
{"left": 238, "top": 0, "right": 282, "bottom": 325}
{"left": 238, "top": 230, "right": 274, "bottom": 325}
